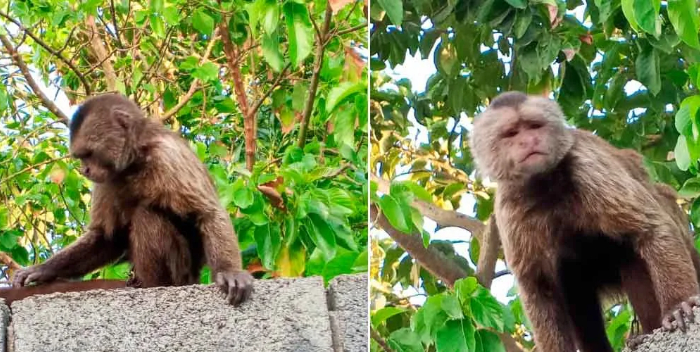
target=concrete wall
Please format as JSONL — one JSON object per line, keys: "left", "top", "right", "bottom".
{"left": 623, "top": 307, "right": 700, "bottom": 352}
{"left": 1, "top": 274, "right": 367, "bottom": 352}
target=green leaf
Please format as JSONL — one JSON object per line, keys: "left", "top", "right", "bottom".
{"left": 150, "top": 0, "right": 164, "bottom": 13}
{"left": 254, "top": 222, "right": 282, "bottom": 269}
{"left": 422, "top": 295, "right": 449, "bottom": 337}
{"left": 513, "top": 9, "right": 532, "bottom": 39}
{"left": 387, "top": 328, "right": 424, "bottom": 352}
{"left": 322, "top": 250, "right": 359, "bottom": 283}
{"left": 378, "top": 195, "right": 411, "bottom": 233}
{"left": 193, "top": 62, "right": 220, "bottom": 82}
{"left": 150, "top": 15, "right": 165, "bottom": 37}
{"left": 372, "top": 307, "right": 407, "bottom": 326}
{"left": 377, "top": 0, "right": 403, "bottom": 25}
{"left": 635, "top": 42, "right": 661, "bottom": 95}
{"left": 163, "top": 7, "right": 179, "bottom": 25}
{"left": 441, "top": 294, "right": 464, "bottom": 319}
{"left": 633, "top": 0, "right": 661, "bottom": 36}
{"left": 436, "top": 319, "right": 475, "bottom": 352}
{"left": 306, "top": 213, "right": 337, "bottom": 261}
{"left": 192, "top": 9, "right": 215, "bottom": 35}
{"left": 262, "top": 33, "right": 285, "bottom": 72}
{"left": 233, "top": 187, "right": 254, "bottom": 209}
{"left": 621, "top": 0, "right": 641, "bottom": 32}
{"left": 333, "top": 108, "right": 356, "bottom": 148}
{"left": 474, "top": 330, "right": 505, "bottom": 352}
{"left": 261, "top": 0, "right": 280, "bottom": 34}
{"left": 679, "top": 178, "right": 700, "bottom": 198}
{"left": 675, "top": 135, "right": 692, "bottom": 171}
{"left": 327, "top": 82, "right": 366, "bottom": 112}
{"left": 504, "top": 0, "right": 527, "bottom": 9}
{"left": 283, "top": 2, "right": 314, "bottom": 68}
{"left": 668, "top": 0, "right": 700, "bottom": 49}
{"left": 470, "top": 287, "right": 506, "bottom": 331}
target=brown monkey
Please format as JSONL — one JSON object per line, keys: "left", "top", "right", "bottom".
{"left": 0, "top": 279, "right": 127, "bottom": 306}
{"left": 12, "top": 93, "right": 253, "bottom": 306}
{"left": 469, "top": 91, "right": 700, "bottom": 352}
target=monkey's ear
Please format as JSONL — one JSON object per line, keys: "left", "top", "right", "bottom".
{"left": 111, "top": 109, "right": 132, "bottom": 130}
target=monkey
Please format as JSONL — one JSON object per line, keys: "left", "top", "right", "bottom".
{"left": 11, "top": 93, "right": 253, "bottom": 306}
{"left": 0, "top": 279, "right": 127, "bottom": 306}
{"left": 469, "top": 91, "right": 700, "bottom": 352}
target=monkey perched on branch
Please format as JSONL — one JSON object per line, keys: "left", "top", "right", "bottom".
{"left": 12, "top": 94, "right": 253, "bottom": 306}
{"left": 469, "top": 91, "right": 700, "bottom": 352}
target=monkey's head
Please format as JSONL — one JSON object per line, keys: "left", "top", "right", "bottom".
{"left": 69, "top": 94, "right": 145, "bottom": 183}
{"left": 469, "top": 91, "right": 574, "bottom": 181}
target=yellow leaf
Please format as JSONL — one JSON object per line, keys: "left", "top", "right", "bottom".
{"left": 275, "top": 244, "right": 306, "bottom": 277}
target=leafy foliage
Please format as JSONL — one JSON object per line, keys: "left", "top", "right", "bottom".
{"left": 370, "top": 0, "right": 700, "bottom": 350}
{"left": 0, "top": 0, "right": 367, "bottom": 286}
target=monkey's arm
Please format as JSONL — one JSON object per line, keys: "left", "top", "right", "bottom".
{"left": 517, "top": 276, "right": 576, "bottom": 352}
{"left": 12, "top": 229, "right": 127, "bottom": 286}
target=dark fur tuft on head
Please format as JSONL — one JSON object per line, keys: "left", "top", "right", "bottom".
{"left": 488, "top": 91, "right": 528, "bottom": 110}
{"left": 70, "top": 93, "right": 144, "bottom": 137}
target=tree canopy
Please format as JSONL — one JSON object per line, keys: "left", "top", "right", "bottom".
{"left": 0, "top": 0, "right": 368, "bottom": 288}
{"left": 370, "top": 0, "right": 700, "bottom": 351}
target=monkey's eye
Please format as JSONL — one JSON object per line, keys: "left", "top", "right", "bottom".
{"left": 74, "top": 151, "right": 92, "bottom": 160}
{"left": 501, "top": 130, "right": 518, "bottom": 138}
{"left": 527, "top": 121, "right": 543, "bottom": 129}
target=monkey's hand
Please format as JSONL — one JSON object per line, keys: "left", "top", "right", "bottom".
{"left": 215, "top": 270, "right": 254, "bottom": 306}
{"left": 662, "top": 295, "right": 700, "bottom": 332}
{"left": 12, "top": 265, "right": 58, "bottom": 287}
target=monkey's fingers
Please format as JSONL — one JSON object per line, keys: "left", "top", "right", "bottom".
{"left": 674, "top": 309, "right": 687, "bottom": 332}
{"left": 682, "top": 301, "right": 695, "bottom": 319}
{"left": 662, "top": 316, "right": 674, "bottom": 331}
{"left": 11, "top": 271, "right": 28, "bottom": 287}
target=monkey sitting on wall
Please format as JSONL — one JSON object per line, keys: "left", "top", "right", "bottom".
{"left": 469, "top": 91, "right": 700, "bottom": 352}
{"left": 12, "top": 94, "right": 253, "bottom": 306}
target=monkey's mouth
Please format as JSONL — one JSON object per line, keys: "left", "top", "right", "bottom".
{"left": 521, "top": 151, "right": 546, "bottom": 162}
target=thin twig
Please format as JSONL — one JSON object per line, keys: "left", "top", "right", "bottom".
{"left": 0, "top": 34, "right": 71, "bottom": 124}
{"left": 0, "top": 10, "right": 92, "bottom": 94}
{"left": 297, "top": 2, "right": 333, "bottom": 148}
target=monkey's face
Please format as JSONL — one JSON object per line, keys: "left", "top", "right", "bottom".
{"left": 70, "top": 118, "right": 127, "bottom": 184}
{"left": 470, "top": 95, "right": 573, "bottom": 181}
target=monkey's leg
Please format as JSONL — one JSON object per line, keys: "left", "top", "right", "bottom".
{"left": 559, "top": 262, "right": 614, "bottom": 352}
{"left": 13, "top": 230, "right": 127, "bottom": 286}
{"left": 636, "top": 227, "right": 700, "bottom": 331}
{"left": 621, "top": 259, "right": 662, "bottom": 333}
{"left": 518, "top": 278, "right": 577, "bottom": 352}
{"left": 129, "top": 208, "right": 193, "bottom": 287}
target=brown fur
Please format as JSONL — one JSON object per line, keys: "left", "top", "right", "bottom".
{"left": 12, "top": 93, "right": 253, "bottom": 306}
{"left": 0, "top": 279, "right": 127, "bottom": 306}
{"left": 469, "top": 91, "right": 700, "bottom": 352}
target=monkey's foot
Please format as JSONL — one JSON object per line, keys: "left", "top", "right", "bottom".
{"left": 662, "top": 295, "right": 700, "bottom": 332}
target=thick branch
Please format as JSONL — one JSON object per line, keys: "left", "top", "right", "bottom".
{"left": 0, "top": 34, "right": 70, "bottom": 125}
{"left": 475, "top": 215, "right": 500, "bottom": 290}
{"left": 0, "top": 10, "right": 92, "bottom": 95}
{"left": 370, "top": 204, "right": 467, "bottom": 287}
{"left": 297, "top": 2, "right": 334, "bottom": 148}
{"left": 86, "top": 16, "right": 117, "bottom": 91}
{"left": 371, "top": 174, "right": 485, "bottom": 239}
{"left": 0, "top": 252, "right": 20, "bottom": 272}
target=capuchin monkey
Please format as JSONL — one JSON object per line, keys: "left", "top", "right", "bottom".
{"left": 469, "top": 91, "right": 700, "bottom": 352}
{"left": 12, "top": 93, "right": 253, "bottom": 306}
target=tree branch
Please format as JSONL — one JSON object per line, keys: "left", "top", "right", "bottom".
{"left": 0, "top": 34, "right": 70, "bottom": 125}
{"left": 370, "top": 205, "right": 467, "bottom": 287}
{"left": 86, "top": 15, "right": 117, "bottom": 91}
{"left": 371, "top": 174, "right": 485, "bottom": 239}
{"left": 475, "top": 215, "right": 500, "bottom": 289}
{"left": 371, "top": 327, "right": 394, "bottom": 352}
{"left": 297, "top": 2, "right": 334, "bottom": 148}
{"left": 0, "top": 10, "right": 92, "bottom": 95}
{"left": 160, "top": 30, "right": 219, "bottom": 122}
